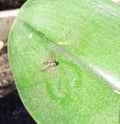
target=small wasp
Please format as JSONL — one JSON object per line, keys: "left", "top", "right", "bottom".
{"left": 27, "top": 51, "right": 59, "bottom": 87}
{"left": 40, "top": 52, "right": 59, "bottom": 72}
{"left": 43, "top": 60, "right": 59, "bottom": 67}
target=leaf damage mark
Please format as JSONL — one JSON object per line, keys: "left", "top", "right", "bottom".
{"left": 28, "top": 33, "right": 33, "bottom": 38}
{"left": 111, "top": 0, "right": 120, "bottom": 4}
{"left": 57, "top": 41, "right": 71, "bottom": 45}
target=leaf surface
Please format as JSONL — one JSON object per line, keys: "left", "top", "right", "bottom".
{"left": 8, "top": 0, "right": 120, "bottom": 123}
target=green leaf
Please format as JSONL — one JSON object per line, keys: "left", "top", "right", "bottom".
{"left": 8, "top": 0, "right": 120, "bottom": 123}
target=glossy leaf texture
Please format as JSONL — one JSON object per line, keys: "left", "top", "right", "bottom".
{"left": 8, "top": 0, "right": 120, "bottom": 123}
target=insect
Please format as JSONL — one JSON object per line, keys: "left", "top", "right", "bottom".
{"left": 40, "top": 52, "right": 59, "bottom": 72}
{"left": 43, "top": 60, "right": 59, "bottom": 67}
{"left": 28, "top": 52, "right": 59, "bottom": 86}
{"left": 40, "top": 60, "right": 59, "bottom": 72}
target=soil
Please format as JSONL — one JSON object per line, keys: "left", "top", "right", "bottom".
{"left": 0, "top": 43, "right": 36, "bottom": 124}
{"left": 0, "top": 0, "right": 27, "bottom": 10}
{"left": 0, "top": 43, "right": 15, "bottom": 97}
